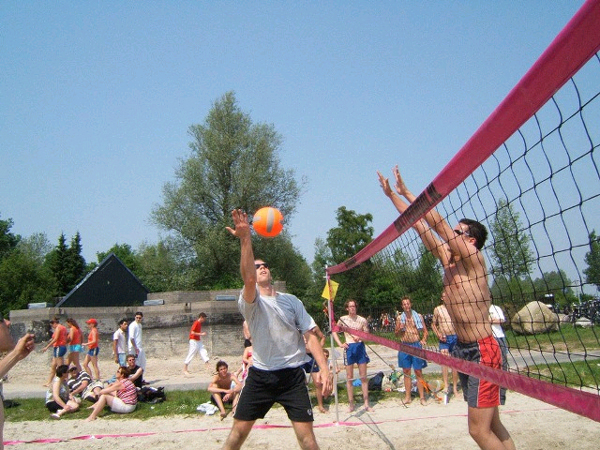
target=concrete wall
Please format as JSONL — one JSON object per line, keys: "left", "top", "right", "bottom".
{"left": 8, "top": 300, "right": 244, "bottom": 357}
{"left": 8, "top": 283, "right": 287, "bottom": 358}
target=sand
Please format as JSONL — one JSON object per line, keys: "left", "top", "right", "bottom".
{"left": 2, "top": 346, "right": 599, "bottom": 449}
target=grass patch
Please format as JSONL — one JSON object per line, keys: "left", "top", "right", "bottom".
{"left": 528, "top": 359, "right": 600, "bottom": 389}
{"left": 4, "top": 390, "right": 213, "bottom": 422}
{"left": 506, "top": 326, "right": 600, "bottom": 354}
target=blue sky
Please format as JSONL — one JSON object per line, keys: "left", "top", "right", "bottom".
{"left": 0, "top": 1, "right": 584, "bottom": 265}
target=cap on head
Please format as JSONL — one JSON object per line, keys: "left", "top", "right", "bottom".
{"left": 86, "top": 318, "right": 97, "bottom": 325}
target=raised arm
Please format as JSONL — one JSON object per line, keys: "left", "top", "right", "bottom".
{"left": 378, "top": 169, "right": 450, "bottom": 265}
{"left": 226, "top": 209, "right": 257, "bottom": 303}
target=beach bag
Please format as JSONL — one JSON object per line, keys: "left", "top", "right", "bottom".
{"left": 138, "top": 386, "right": 166, "bottom": 403}
{"left": 368, "top": 371, "right": 384, "bottom": 391}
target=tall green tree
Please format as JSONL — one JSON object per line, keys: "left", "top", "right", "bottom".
{"left": 151, "top": 91, "right": 306, "bottom": 289}
{"left": 322, "top": 207, "right": 375, "bottom": 313}
{"left": 489, "top": 199, "right": 534, "bottom": 279}
{"left": 45, "top": 232, "right": 86, "bottom": 296}
{"left": 584, "top": 230, "right": 600, "bottom": 291}
{"left": 0, "top": 214, "right": 20, "bottom": 260}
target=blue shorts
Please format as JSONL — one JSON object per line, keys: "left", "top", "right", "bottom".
{"left": 398, "top": 342, "right": 427, "bottom": 370}
{"left": 53, "top": 346, "right": 67, "bottom": 358}
{"left": 345, "top": 342, "right": 370, "bottom": 366}
{"left": 87, "top": 347, "right": 100, "bottom": 357}
{"left": 302, "top": 355, "right": 319, "bottom": 373}
{"left": 69, "top": 344, "right": 83, "bottom": 353}
{"left": 439, "top": 334, "right": 458, "bottom": 352}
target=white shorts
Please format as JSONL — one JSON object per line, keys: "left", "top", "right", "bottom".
{"left": 110, "top": 396, "right": 137, "bottom": 414}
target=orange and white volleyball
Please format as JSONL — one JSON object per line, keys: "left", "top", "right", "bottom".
{"left": 252, "top": 207, "right": 284, "bottom": 238}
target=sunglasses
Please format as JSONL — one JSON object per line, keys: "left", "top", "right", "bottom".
{"left": 255, "top": 263, "right": 269, "bottom": 270}
{"left": 454, "top": 229, "right": 472, "bottom": 237}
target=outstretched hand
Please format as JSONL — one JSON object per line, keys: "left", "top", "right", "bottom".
{"left": 393, "top": 165, "right": 409, "bottom": 198}
{"left": 226, "top": 209, "right": 251, "bottom": 240}
{"left": 377, "top": 170, "right": 393, "bottom": 197}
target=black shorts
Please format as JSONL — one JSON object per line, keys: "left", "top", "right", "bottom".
{"left": 234, "top": 366, "right": 314, "bottom": 422}
{"left": 211, "top": 391, "right": 233, "bottom": 405}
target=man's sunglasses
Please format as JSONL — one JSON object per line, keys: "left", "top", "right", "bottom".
{"left": 454, "top": 229, "right": 472, "bottom": 237}
{"left": 255, "top": 263, "right": 269, "bottom": 270}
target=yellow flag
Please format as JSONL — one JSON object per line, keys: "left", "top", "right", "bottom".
{"left": 321, "top": 279, "right": 339, "bottom": 301}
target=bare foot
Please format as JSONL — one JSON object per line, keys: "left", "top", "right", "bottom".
{"left": 42, "top": 383, "right": 50, "bottom": 387}
{"left": 183, "top": 370, "right": 191, "bottom": 375}
{"left": 420, "top": 398, "right": 428, "bottom": 406}
{"left": 318, "top": 406, "right": 327, "bottom": 413}
{"left": 364, "top": 406, "right": 374, "bottom": 412}
{"left": 84, "top": 417, "right": 96, "bottom": 422}
{"left": 220, "top": 411, "right": 228, "bottom": 421}
{"left": 404, "top": 397, "right": 412, "bottom": 404}
{"left": 347, "top": 403, "right": 355, "bottom": 413}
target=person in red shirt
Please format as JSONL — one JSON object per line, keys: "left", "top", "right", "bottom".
{"left": 65, "top": 318, "right": 83, "bottom": 372}
{"left": 183, "top": 312, "right": 210, "bottom": 375}
{"left": 42, "top": 317, "right": 68, "bottom": 386}
{"left": 82, "top": 318, "right": 100, "bottom": 381}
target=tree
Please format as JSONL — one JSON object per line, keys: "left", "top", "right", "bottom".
{"left": 151, "top": 91, "right": 306, "bottom": 289}
{"left": 322, "top": 207, "right": 376, "bottom": 313}
{"left": 0, "top": 248, "right": 57, "bottom": 315}
{"left": 97, "top": 243, "right": 141, "bottom": 274}
{"left": 489, "top": 199, "right": 534, "bottom": 279}
{"left": 584, "top": 230, "right": 600, "bottom": 291}
{"left": 0, "top": 214, "right": 20, "bottom": 260}
{"left": 17, "top": 232, "right": 53, "bottom": 264}
{"left": 67, "top": 232, "right": 86, "bottom": 286}
{"left": 45, "top": 232, "right": 87, "bottom": 296}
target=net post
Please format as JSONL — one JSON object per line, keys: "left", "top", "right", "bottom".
{"left": 325, "top": 268, "right": 340, "bottom": 424}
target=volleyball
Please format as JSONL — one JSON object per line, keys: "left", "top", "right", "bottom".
{"left": 252, "top": 207, "right": 284, "bottom": 238}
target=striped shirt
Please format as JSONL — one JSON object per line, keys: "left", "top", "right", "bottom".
{"left": 68, "top": 371, "right": 92, "bottom": 393}
{"left": 117, "top": 379, "right": 138, "bottom": 405}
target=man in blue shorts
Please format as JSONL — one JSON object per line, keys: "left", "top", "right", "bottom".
{"left": 395, "top": 296, "right": 428, "bottom": 405}
{"left": 332, "top": 299, "right": 374, "bottom": 412}
{"left": 224, "top": 209, "right": 332, "bottom": 450}
{"left": 432, "top": 293, "right": 459, "bottom": 397}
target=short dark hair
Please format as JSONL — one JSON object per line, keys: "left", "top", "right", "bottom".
{"left": 199, "top": 312, "right": 207, "bottom": 318}
{"left": 135, "top": 312, "right": 143, "bottom": 317}
{"left": 344, "top": 299, "right": 358, "bottom": 309}
{"left": 216, "top": 360, "right": 228, "bottom": 371}
{"left": 56, "top": 364, "right": 69, "bottom": 377}
{"left": 459, "top": 218, "right": 488, "bottom": 250}
{"left": 118, "top": 319, "right": 127, "bottom": 325}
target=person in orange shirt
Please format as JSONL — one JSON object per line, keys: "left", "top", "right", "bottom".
{"left": 42, "top": 317, "right": 68, "bottom": 386}
{"left": 65, "top": 318, "right": 83, "bottom": 371}
{"left": 82, "top": 318, "right": 100, "bottom": 381}
{"left": 183, "top": 312, "right": 210, "bottom": 375}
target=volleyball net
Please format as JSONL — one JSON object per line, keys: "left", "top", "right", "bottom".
{"left": 326, "top": 0, "right": 600, "bottom": 422}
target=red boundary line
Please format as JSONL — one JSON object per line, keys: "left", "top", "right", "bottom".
{"left": 327, "top": 0, "right": 600, "bottom": 274}
{"left": 334, "top": 324, "right": 600, "bottom": 422}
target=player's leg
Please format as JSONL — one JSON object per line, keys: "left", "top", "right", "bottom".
{"left": 490, "top": 406, "right": 516, "bottom": 450}
{"left": 414, "top": 369, "right": 426, "bottom": 404}
{"left": 468, "top": 406, "right": 514, "bottom": 450}
{"left": 291, "top": 421, "right": 319, "bottom": 450}
{"left": 345, "top": 364, "right": 355, "bottom": 411}
{"left": 222, "top": 419, "right": 255, "bottom": 450}
{"left": 357, "top": 362, "right": 372, "bottom": 411}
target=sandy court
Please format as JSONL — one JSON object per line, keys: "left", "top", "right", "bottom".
{"left": 3, "top": 346, "right": 600, "bottom": 449}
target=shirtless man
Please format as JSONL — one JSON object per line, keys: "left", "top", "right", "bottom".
{"left": 332, "top": 299, "right": 373, "bottom": 412}
{"left": 395, "top": 296, "right": 428, "bottom": 405}
{"left": 208, "top": 360, "right": 241, "bottom": 419}
{"left": 432, "top": 293, "right": 459, "bottom": 396}
{"left": 378, "top": 166, "right": 515, "bottom": 450}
